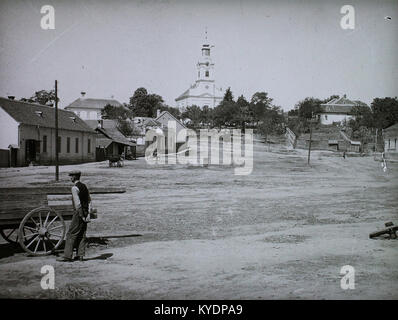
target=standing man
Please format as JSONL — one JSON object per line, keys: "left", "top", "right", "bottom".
{"left": 57, "top": 170, "right": 91, "bottom": 262}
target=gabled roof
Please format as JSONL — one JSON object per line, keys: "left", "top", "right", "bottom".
{"left": 133, "top": 117, "right": 161, "bottom": 127}
{"left": 384, "top": 123, "right": 398, "bottom": 138}
{"left": 156, "top": 110, "right": 187, "bottom": 129}
{"left": 320, "top": 96, "right": 368, "bottom": 114}
{"left": 93, "top": 120, "right": 135, "bottom": 147}
{"left": 64, "top": 98, "right": 122, "bottom": 110}
{"left": 0, "top": 97, "right": 94, "bottom": 133}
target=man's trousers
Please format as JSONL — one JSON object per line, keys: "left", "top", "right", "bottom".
{"left": 63, "top": 211, "right": 88, "bottom": 259}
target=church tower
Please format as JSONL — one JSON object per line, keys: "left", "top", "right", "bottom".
{"left": 197, "top": 44, "right": 215, "bottom": 82}
{"left": 175, "top": 32, "right": 223, "bottom": 110}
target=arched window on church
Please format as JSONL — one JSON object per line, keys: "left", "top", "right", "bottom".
{"left": 198, "top": 71, "right": 200, "bottom": 78}
{"left": 205, "top": 71, "right": 209, "bottom": 77}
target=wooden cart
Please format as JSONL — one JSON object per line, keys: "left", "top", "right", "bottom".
{"left": 0, "top": 186, "right": 125, "bottom": 256}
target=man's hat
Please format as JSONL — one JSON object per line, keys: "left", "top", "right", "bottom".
{"left": 68, "top": 170, "right": 81, "bottom": 176}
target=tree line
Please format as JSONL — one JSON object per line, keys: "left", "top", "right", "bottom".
{"left": 20, "top": 89, "right": 398, "bottom": 143}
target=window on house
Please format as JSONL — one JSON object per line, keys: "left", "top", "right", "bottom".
{"left": 388, "top": 139, "right": 390, "bottom": 149}
{"left": 395, "top": 138, "right": 397, "bottom": 149}
{"left": 325, "top": 115, "right": 328, "bottom": 120}
{"left": 67, "top": 137, "right": 70, "bottom": 153}
{"left": 205, "top": 71, "right": 209, "bottom": 77}
{"left": 57, "top": 137, "right": 61, "bottom": 154}
{"left": 88, "top": 139, "right": 91, "bottom": 153}
{"left": 75, "top": 138, "right": 79, "bottom": 153}
{"left": 43, "top": 135, "right": 47, "bottom": 153}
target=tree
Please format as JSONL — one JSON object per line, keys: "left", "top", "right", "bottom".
{"left": 236, "top": 95, "right": 251, "bottom": 130}
{"left": 296, "top": 97, "right": 322, "bottom": 120}
{"left": 101, "top": 104, "right": 132, "bottom": 120}
{"left": 371, "top": 97, "right": 398, "bottom": 129}
{"left": 116, "top": 119, "right": 140, "bottom": 137}
{"left": 129, "top": 87, "right": 164, "bottom": 118}
{"left": 182, "top": 105, "right": 202, "bottom": 128}
{"left": 223, "top": 87, "right": 234, "bottom": 102}
{"left": 201, "top": 105, "right": 213, "bottom": 127}
{"left": 258, "top": 105, "right": 285, "bottom": 141}
{"left": 250, "top": 92, "right": 273, "bottom": 126}
{"left": 22, "top": 89, "right": 59, "bottom": 105}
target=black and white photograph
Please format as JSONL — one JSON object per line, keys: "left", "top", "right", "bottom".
{"left": 0, "top": 0, "right": 397, "bottom": 304}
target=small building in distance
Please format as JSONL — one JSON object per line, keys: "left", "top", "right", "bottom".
{"left": 383, "top": 123, "right": 398, "bottom": 159}
{"left": 0, "top": 97, "right": 96, "bottom": 167}
{"left": 64, "top": 92, "right": 123, "bottom": 120}
{"left": 156, "top": 110, "right": 187, "bottom": 145}
{"left": 319, "top": 95, "right": 368, "bottom": 125}
{"left": 132, "top": 117, "right": 162, "bottom": 157}
{"left": 85, "top": 120, "right": 136, "bottom": 161}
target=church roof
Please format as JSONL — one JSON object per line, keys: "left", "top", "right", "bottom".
{"left": 175, "top": 86, "right": 223, "bottom": 101}
{"left": 175, "top": 89, "right": 191, "bottom": 101}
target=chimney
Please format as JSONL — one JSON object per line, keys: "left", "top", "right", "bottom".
{"left": 8, "top": 96, "right": 15, "bottom": 100}
{"left": 80, "top": 91, "right": 86, "bottom": 99}
{"left": 97, "top": 119, "right": 103, "bottom": 128}
{"left": 157, "top": 109, "right": 161, "bottom": 118}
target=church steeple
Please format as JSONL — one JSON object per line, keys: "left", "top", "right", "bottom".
{"left": 175, "top": 30, "right": 223, "bottom": 110}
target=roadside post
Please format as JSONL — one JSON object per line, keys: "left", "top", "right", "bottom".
{"left": 55, "top": 80, "right": 59, "bottom": 181}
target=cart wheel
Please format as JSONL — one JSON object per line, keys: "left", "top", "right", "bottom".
{"left": 0, "top": 228, "right": 20, "bottom": 244}
{"left": 18, "top": 206, "right": 66, "bottom": 256}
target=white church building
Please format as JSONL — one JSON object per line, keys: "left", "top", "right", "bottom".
{"left": 175, "top": 43, "right": 223, "bottom": 110}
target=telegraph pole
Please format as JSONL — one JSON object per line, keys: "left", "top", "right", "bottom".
{"left": 307, "top": 123, "right": 313, "bottom": 165}
{"left": 55, "top": 80, "right": 59, "bottom": 181}
{"left": 307, "top": 116, "right": 316, "bottom": 165}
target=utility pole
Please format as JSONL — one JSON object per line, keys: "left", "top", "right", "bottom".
{"left": 375, "top": 128, "right": 378, "bottom": 152}
{"left": 307, "top": 123, "right": 313, "bottom": 165}
{"left": 55, "top": 80, "right": 59, "bottom": 181}
{"left": 307, "top": 115, "right": 316, "bottom": 165}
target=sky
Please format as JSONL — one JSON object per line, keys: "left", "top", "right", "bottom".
{"left": 0, "top": 0, "right": 397, "bottom": 111}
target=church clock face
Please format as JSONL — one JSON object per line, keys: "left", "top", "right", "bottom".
{"left": 205, "top": 85, "right": 209, "bottom": 89}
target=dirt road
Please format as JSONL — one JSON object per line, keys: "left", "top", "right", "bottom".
{"left": 0, "top": 143, "right": 397, "bottom": 299}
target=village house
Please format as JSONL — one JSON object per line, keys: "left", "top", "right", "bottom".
{"left": 85, "top": 119, "right": 136, "bottom": 161}
{"left": 155, "top": 110, "right": 187, "bottom": 146}
{"left": 383, "top": 123, "right": 398, "bottom": 159}
{"left": 132, "top": 110, "right": 187, "bottom": 157}
{"left": 0, "top": 97, "right": 96, "bottom": 167}
{"left": 64, "top": 92, "right": 123, "bottom": 120}
{"left": 132, "top": 116, "right": 162, "bottom": 156}
{"left": 319, "top": 95, "right": 368, "bottom": 125}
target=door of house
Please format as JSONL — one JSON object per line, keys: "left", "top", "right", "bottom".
{"left": 10, "top": 148, "right": 18, "bottom": 167}
{"left": 25, "top": 139, "right": 40, "bottom": 165}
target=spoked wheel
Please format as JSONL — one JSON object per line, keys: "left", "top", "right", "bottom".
{"left": 18, "top": 206, "right": 66, "bottom": 256}
{"left": 0, "top": 228, "right": 20, "bottom": 244}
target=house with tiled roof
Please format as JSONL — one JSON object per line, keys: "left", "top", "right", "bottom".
{"left": 64, "top": 92, "right": 123, "bottom": 120}
{"left": 156, "top": 110, "right": 187, "bottom": 144}
{"left": 319, "top": 95, "right": 368, "bottom": 125}
{"left": 0, "top": 97, "right": 96, "bottom": 167}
